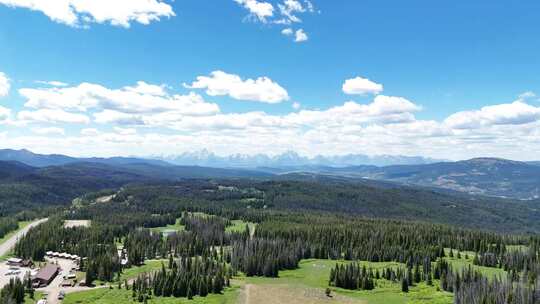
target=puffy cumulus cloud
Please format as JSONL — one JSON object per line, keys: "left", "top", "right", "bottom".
{"left": 32, "top": 127, "right": 65, "bottom": 136}
{"left": 20, "top": 81, "right": 220, "bottom": 116}
{"left": 234, "top": 0, "right": 274, "bottom": 22}
{"left": 444, "top": 101, "right": 540, "bottom": 129}
{"left": 0, "top": 0, "right": 175, "bottom": 28}
{"left": 0, "top": 72, "right": 10, "bottom": 97}
{"left": 294, "top": 29, "right": 308, "bottom": 42}
{"left": 343, "top": 76, "right": 384, "bottom": 95}
{"left": 6, "top": 76, "right": 540, "bottom": 161}
{"left": 18, "top": 109, "right": 90, "bottom": 124}
{"left": 281, "top": 27, "right": 293, "bottom": 36}
{"left": 185, "top": 71, "right": 289, "bottom": 104}
{"left": 0, "top": 105, "right": 11, "bottom": 120}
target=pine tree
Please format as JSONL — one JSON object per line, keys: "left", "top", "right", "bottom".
{"left": 401, "top": 278, "right": 409, "bottom": 293}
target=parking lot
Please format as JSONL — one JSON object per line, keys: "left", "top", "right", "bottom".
{"left": 0, "top": 262, "right": 33, "bottom": 288}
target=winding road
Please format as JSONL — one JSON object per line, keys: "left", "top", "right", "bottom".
{"left": 0, "top": 218, "right": 48, "bottom": 257}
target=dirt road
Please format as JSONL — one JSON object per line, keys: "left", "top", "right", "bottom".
{"left": 0, "top": 218, "right": 48, "bottom": 257}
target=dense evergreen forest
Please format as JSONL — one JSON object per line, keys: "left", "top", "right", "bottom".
{"left": 1, "top": 160, "right": 540, "bottom": 233}
{"left": 10, "top": 179, "right": 540, "bottom": 302}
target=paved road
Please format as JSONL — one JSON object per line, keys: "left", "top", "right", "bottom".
{"left": 0, "top": 218, "right": 48, "bottom": 257}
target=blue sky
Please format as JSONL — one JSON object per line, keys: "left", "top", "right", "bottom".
{"left": 0, "top": 0, "right": 540, "bottom": 160}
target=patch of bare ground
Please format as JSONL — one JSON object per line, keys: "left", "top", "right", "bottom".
{"left": 64, "top": 220, "right": 91, "bottom": 228}
{"left": 239, "top": 284, "right": 365, "bottom": 304}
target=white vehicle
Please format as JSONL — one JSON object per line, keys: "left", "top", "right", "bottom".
{"left": 37, "top": 300, "right": 47, "bottom": 304}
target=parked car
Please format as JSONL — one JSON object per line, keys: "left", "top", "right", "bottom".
{"left": 58, "top": 291, "right": 65, "bottom": 300}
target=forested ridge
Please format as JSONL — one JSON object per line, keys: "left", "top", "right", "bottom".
{"left": 1, "top": 161, "right": 540, "bottom": 233}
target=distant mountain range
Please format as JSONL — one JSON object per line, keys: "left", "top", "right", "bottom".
{"left": 0, "top": 149, "right": 169, "bottom": 167}
{"left": 1, "top": 149, "right": 540, "bottom": 200}
{"left": 158, "top": 149, "right": 443, "bottom": 168}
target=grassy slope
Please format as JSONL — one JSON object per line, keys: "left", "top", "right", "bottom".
{"left": 66, "top": 253, "right": 510, "bottom": 304}
{"left": 444, "top": 248, "right": 507, "bottom": 279}
{"left": 120, "top": 259, "right": 168, "bottom": 281}
{"left": 63, "top": 286, "right": 240, "bottom": 304}
{"left": 242, "top": 259, "right": 453, "bottom": 304}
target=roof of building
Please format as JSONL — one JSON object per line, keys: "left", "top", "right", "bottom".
{"left": 35, "top": 264, "right": 59, "bottom": 282}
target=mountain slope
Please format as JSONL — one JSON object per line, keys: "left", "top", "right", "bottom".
{"left": 298, "top": 158, "right": 540, "bottom": 200}
{"left": 0, "top": 149, "right": 171, "bottom": 167}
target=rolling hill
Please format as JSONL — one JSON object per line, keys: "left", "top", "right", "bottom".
{"left": 275, "top": 158, "right": 540, "bottom": 200}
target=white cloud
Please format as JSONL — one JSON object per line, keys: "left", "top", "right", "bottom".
{"left": 294, "top": 28, "right": 308, "bottom": 42}
{"left": 32, "top": 127, "right": 65, "bottom": 135}
{"left": 114, "top": 127, "right": 137, "bottom": 135}
{"left": 185, "top": 71, "right": 290, "bottom": 104}
{"left": 445, "top": 101, "right": 540, "bottom": 129}
{"left": 0, "top": 0, "right": 175, "bottom": 28}
{"left": 20, "top": 82, "right": 220, "bottom": 115}
{"left": 94, "top": 110, "right": 145, "bottom": 125}
{"left": 35, "top": 80, "right": 69, "bottom": 87}
{"left": 234, "top": 0, "right": 274, "bottom": 23}
{"left": 519, "top": 91, "right": 536, "bottom": 99}
{"left": 0, "top": 72, "right": 10, "bottom": 97}
{"left": 281, "top": 28, "right": 293, "bottom": 36}
{"left": 277, "top": 0, "right": 313, "bottom": 24}
{"left": 7, "top": 75, "right": 540, "bottom": 161}
{"left": 17, "top": 109, "right": 90, "bottom": 124}
{"left": 81, "top": 128, "right": 99, "bottom": 136}
{"left": 234, "top": 0, "right": 316, "bottom": 43}
{"left": 343, "top": 76, "right": 384, "bottom": 95}
{"left": 0, "top": 105, "right": 10, "bottom": 120}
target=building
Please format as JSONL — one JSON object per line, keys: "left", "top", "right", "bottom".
{"left": 33, "top": 264, "right": 60, "bottom": 288}
{"left": 7, "top": 258, "right": 33, "bottom": 267}
{"left": 6, "top": 258, "right": 22, "bottom": 266}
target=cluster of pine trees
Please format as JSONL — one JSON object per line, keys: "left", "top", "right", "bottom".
{"left": 0, "top": 217, "right": 18, "bottom": 239}
{"left": 126, "top": 257, "right": 231, "bottom": 302}
{"left": 14, "top": 218, "right": 122, "bottom": 283}
{"left": 329, "top": 256, "right": 436, "bottom": 292}
{"left": 231, "top": 238, "right": 301, "bottom": 277}
{"left": 0, "top": 275, "right": 34, "bottom": 304}
{"left": 329, "top": 263, "right": 376, "bottom": 290}
{"left": 438, "top": 262, "right": 540, "bottom": 304}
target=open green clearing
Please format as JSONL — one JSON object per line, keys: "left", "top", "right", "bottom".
{"left": 67, "top": 254, "right": 513, "bottom": 304}
{"left": 225, "top": 219, "right": 256, "bottom": 234}
{"left": 443, "top": 248, "right": 507, "bottom": 279}
{"left": 63, "top": 285, "right": 240, "bottom": 304}
{"left": 149, "top": 218, "right": 185, "bottom": 236}
{"left": 241, "top": 259, "right": 453, "bottom": 304}
{"left": 119, "top": 259, "right": 168, "bottom": 281}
